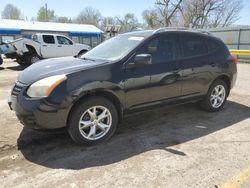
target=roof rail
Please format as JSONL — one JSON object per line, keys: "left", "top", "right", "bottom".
{"left": 153, "top": 27, "right": 211, "bottom": 35}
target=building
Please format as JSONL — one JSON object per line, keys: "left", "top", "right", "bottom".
{"left": 0, "top": 19, "right": 104, "bottom": 47}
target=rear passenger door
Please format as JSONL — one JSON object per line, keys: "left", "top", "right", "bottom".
{"left": 180, "top": 33, "right": 213, "bottom": 97}
{"left": 40, "top": 35, "right": 58, "bottom": 58}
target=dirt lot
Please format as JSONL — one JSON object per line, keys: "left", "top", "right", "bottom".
{"left": 0, "top": 59, "right": 250, "bottom": 188}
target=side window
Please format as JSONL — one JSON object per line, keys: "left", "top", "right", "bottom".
{"left": 206, "top": 38, "right": 221, "bottom": 52}
{"left": 32, "top": 35, "right": 38, "bottom": 42}
{"left": 57, "top": 36, "right": 73, "bottom": 45}
{"left": 137, "top": 35, "right": 176, "bottom": 64}
{"left": 42, "top": 35, "right": 55, "bottom": 44}
{"left": 181, "top": 35, "right": 208, "bottom": 57}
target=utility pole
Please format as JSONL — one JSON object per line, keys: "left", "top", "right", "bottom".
{"left": 45, "top": 3, "right": 48, "bottom": 21}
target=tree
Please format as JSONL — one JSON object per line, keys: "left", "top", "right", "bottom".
{"left": 75, "top": 7, "right": 102, "bottom": 27}
{"left": 1, "top": 4, "right": 21, "bottom": 20}
{"left": 142, "top": 9, "right": 161, "bottom": 29}
{"left": 180, "top": 0, "right": 243, "bottom": 28}
{"left": 209, "top": 0, "right": 243, "bottom": 27}
{"left": 37, "top": 6, "right": 55, "bottom": 22}
{"left": 155, "top": 0, "right": 183, "bottom": 26}
{"left": 55, "top": 16, "right": 72, "bottom": 23}
{"left": 100, "top": 16, "right": 118, "bottom": 30}
{"left": 142, "top": 0, "right": 183, "bottom": 28}
{"left": 116, "top": 13, "right": 140, "bottom": 32}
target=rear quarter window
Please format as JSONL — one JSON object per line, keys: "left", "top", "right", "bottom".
{"left": 205, "top": 38, "right": 222, "bottom": 52}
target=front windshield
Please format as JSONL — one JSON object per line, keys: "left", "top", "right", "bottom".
{"left": 81, "top": 34, "right": 146, "bottom": 61}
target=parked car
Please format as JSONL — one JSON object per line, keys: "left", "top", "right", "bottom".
{"left": 4, "top": 33, "right": 91, "bottom": 65}
{"left": 8, "top": 28, "right": 237, "bottom": 145}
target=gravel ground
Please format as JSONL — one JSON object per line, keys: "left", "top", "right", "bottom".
{"left": 0, "top": 59, "right": 250, "bottom": 188}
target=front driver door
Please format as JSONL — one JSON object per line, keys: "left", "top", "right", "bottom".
{"left": 146, "top": 33, "right": 182, "bottom": 102}
{"left": 124, "top": 34, "right": 182, "bottom": 110}
{"left": 124, "top": 54, "right": 152, "bottom": 109}
{"left": 55, "top": 36, "right": 75, "bottom": 56}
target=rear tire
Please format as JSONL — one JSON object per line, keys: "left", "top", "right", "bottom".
{"left": 201, "top": 79, "right": 229, "bottom": 112}
{"left": 67, "top": 97, "right": 118, "bottom": 145}
{"left": 16, "top": 58, "right": 26, "bottom": 66}
{"left": 25, "top": 53, "right": 41, "bottom": 65}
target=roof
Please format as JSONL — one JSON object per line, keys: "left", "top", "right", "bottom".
{"left": 121, "top": 27, "right": 212, "bottom": 38}
{"left": 121, "top": 30, "right": 153, "bottom": 37}
{"left": 0, "top": 19, "right": 103, "bottom": 36}
{"left": 154, "top": 27, "right": 211, "bottom": 35}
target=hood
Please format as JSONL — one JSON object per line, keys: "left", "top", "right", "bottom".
{"left": 75, "top": 43, "right": 91, "bottom": 50}
{"left": 18, "top": 56, "right": 106, "bottom": 84}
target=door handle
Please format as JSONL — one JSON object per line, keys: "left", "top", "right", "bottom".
{"left": 58, "top": 45, "right": 62, "bottom": 47}
{"left": 42, "top": 45, "right": 47, "bottom": 47}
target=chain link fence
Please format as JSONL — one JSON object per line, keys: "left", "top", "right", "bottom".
{"left": 209, "top": 26, "right": 250, "bottom": 62}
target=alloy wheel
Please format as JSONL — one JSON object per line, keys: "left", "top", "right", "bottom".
{"left": 210, "top": 85, "right": 226, "bottom": 108}
{"left": 78, "top": 106, "right": 112, "bottom": 140}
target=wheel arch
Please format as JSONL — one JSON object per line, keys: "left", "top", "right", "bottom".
{"left": 210, "top": 74, "right": 231, "bottom": 96}
{"left": 67, "top": 89, "right": 124, "bottom": 127}
{"left": 25, "top": 44, "right": 39, "bottom": 55}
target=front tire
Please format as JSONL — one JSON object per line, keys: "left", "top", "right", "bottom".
{"left": 201, "top": 80, "right": 229, "bottom": 112}
{"left": 67, "top": 97, "right": 118, "bottom": 145}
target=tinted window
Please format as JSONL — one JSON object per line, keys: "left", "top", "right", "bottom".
{"left": 206, "top": 38, "right": 221, "bottom": 52}
{"left": 57, "top": 36, "right": 73, "bottom": 45}
{"left": 43, "top": 35, "right": 55, "bottom": 44}
{"left": 137, "top": 35, "right": 176, "bottom": 63}
{"left": 181, "top": 35, "right": 208, "bottom": 57}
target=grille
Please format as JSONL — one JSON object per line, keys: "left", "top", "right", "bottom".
{"left": 11, "top": 81, "right": 27, "bottom": 96}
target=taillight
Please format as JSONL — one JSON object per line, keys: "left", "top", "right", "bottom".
{"left": 231, "top": 55, "right": 238, "bottom": 65}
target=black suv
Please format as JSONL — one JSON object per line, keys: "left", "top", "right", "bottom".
{"left": 9, "top": 28, "right": 237, "bottom": 145}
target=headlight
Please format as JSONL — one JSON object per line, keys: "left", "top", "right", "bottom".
{"left": 27, "top": 75, "right": 66, "bottom": 98}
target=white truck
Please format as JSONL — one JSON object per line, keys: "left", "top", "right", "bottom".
{"left": 4, "top": 33, "right": 91, "bottom": 65}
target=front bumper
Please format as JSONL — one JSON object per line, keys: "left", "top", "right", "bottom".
{"left": 8, "top": 82, "right": 72, "bottom": 130}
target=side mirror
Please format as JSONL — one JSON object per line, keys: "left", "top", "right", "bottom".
{"left": 134, "top": 54, "right": 152, "bottom": 65}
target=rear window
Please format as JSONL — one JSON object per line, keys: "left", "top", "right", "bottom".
{"left": 43, "top": 35, "right": 55, "bottom": 44}
{"left": 181, "top": 35, "right": 208, "bottom": 57}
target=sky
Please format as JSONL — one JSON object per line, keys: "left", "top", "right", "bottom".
{"left": 0, "top": 0, "right": 249, "bottom": 25}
